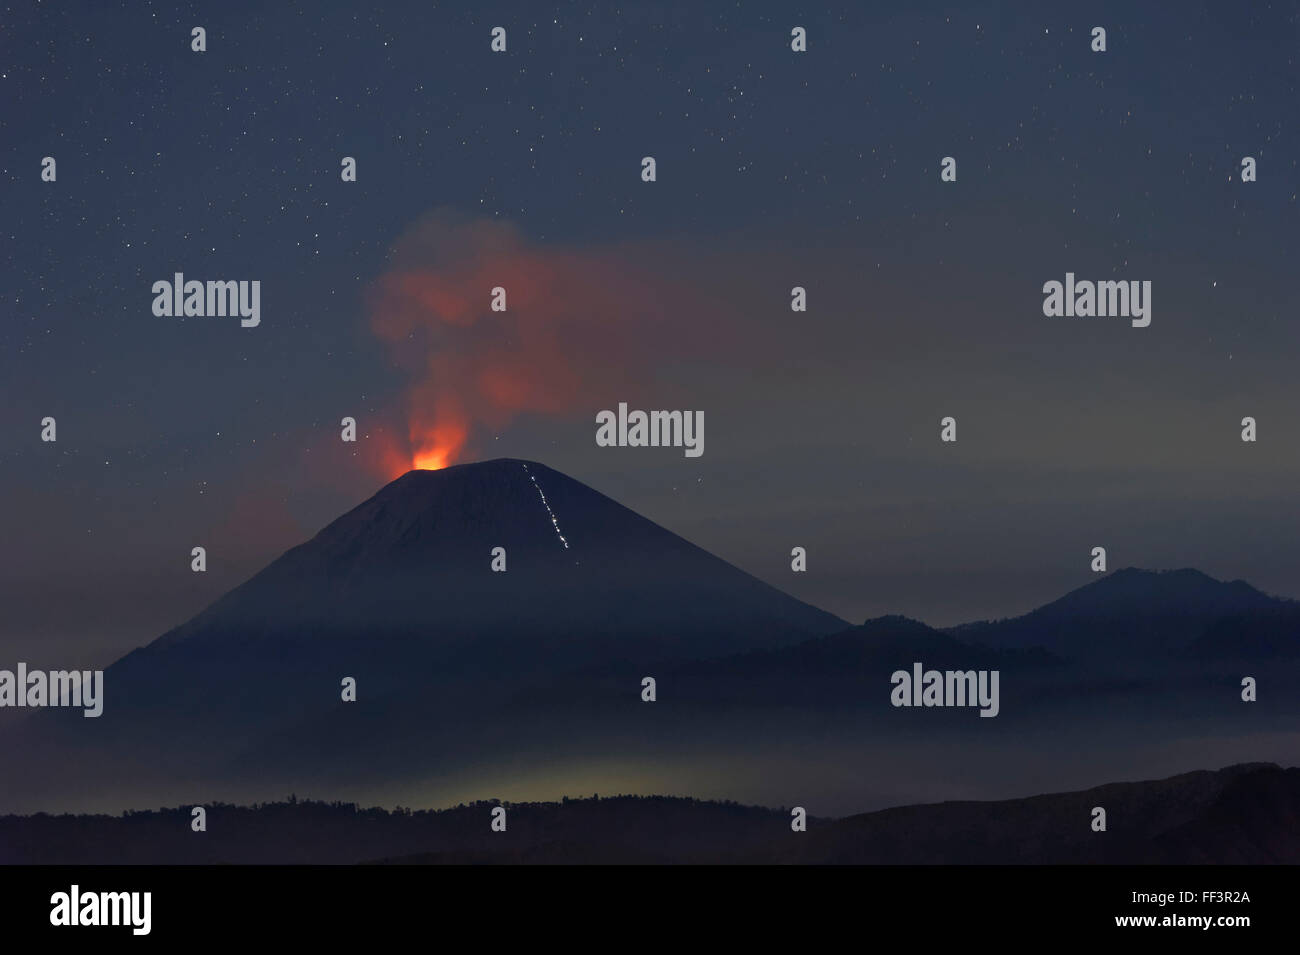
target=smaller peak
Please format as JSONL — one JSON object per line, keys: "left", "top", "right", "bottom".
{"left": 1090, "top": 567, "right": 1218, "bottom": 587}
{"left": 858, "top": 613, "right": 931, "bottom": 631}
{"left": 1102, "top": 566, "right": 1164, "bottom": 580}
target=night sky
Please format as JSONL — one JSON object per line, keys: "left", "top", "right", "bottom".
{"left": 4, "top": 1, "right": 1299, "bottom": 668}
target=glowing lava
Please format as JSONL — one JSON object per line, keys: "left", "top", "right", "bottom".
{"left": 405, "top": 414, "right": 468, "bottom": 473}
{"left": 410, "top": 447, "right": 454, "bottom": 471}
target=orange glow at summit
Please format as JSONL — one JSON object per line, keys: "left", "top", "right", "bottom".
{"left": 404, "top": 414, "right": 469, "bottom": 474}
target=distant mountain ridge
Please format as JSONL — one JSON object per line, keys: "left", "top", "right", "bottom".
{"left": 534, "top": 613, "right": 1062, "bottom": 711}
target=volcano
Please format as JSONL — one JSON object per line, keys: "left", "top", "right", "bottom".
{"left": 148, "top": 458, "right": 845, "bottom": 660}
{"left": 105, "top": 457, "right": 848, "bottom": 744}
{"left": 0, "top": 459, "right": 846, "bottom": 812}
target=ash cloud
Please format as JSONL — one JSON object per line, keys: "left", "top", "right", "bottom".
{"left": 367, "top": 211, "right": 728, "bottom": 471}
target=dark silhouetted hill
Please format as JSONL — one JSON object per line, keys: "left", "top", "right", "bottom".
{"left": 776, "top": 763, "right": 1298, "bottom": 864}
{"left": 0, "top": 764, "right": 1292, "bottom": 865}
{"left": 0, "top": 795, "right": 797, "bottom": 865}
